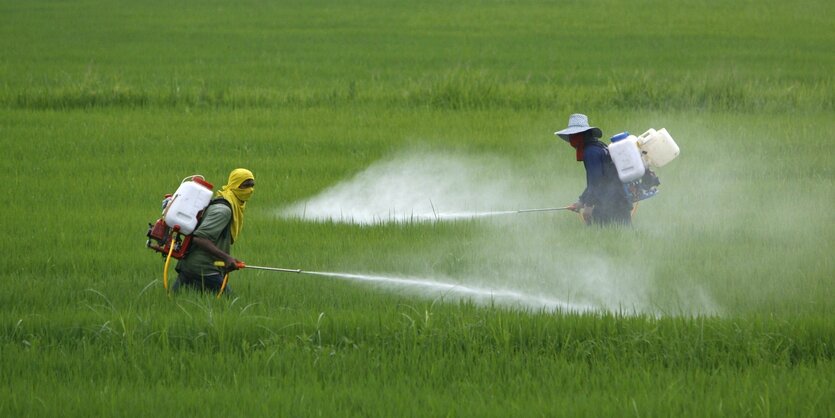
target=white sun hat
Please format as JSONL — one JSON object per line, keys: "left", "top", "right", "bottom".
{"left": 554, "top": 113, "right": 603, "bottom": 142}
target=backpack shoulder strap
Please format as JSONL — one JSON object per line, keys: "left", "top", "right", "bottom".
{"left": 192, "top": 198, "right": 232, "bottom": 233}
{"left": 209, "top": 197, "right": 232, "bottom": 210}
{"left": 587, "top": 141, "right": 612, "bottom": 161}
{"left": 209, "top": 198, "right": 233, "bottom": 230}
{"left": 589, "top": 141, "right": 619, "bottom": 181}
{"left": 183, "top": 197, "right": 234, "bottom": 256}
{"left": 592, "top": 140, "right": 609, "bottom": 149}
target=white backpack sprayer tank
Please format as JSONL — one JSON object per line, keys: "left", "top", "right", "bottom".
{"left": 163, "top": 176, "right": 214, "bottom": 235}
{"left": 607, "top": 132, "right": 646, "bottom": 183}
{"left": 637, "top": 128, "right": 680, "bottom": 168}
{"left": 146, "top": 175, "right": 216, "bottom": 291}
{"left": 609, "top": 128, "right": 680, "bottom": 203}
{"left": 147, "top": 174, "right": 214, "bottom": 259}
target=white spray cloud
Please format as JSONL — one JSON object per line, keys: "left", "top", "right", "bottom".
{"left": 279, "top": 149, "right": 556, "bottom": 224}
{"left": 278, "top": 148, "right": 721, "bottom": 316}
{"left": 307, "top": 271, "right": 596, "bottom": 313}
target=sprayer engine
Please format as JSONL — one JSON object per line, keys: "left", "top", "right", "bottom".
{"left": 623, "top": 169, "right": 661, "bottom": 203}
{"left": 146, "top": 219, "right": 194, "bottom": 259}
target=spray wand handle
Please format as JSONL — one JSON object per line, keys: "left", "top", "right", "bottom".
{"left": 214, "top": 261, "right": 302, "bottom": 274}
{"left": 213, "top": 260, "right": 246, "bottom": 272}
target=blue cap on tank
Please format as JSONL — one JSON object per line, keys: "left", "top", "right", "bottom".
{"left": 610, "top": 132, "right": 629, "bottom": 143}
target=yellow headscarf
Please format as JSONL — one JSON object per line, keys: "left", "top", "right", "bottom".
{"left": 217, "top": 168, "right": 255, "bottom": 243}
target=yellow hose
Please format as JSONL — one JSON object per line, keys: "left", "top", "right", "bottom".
{"left": 163, "top": 235, "right": 176, "bottom": 291}
{"left": 217, "top": 273, "right": 230, "bottom": 299}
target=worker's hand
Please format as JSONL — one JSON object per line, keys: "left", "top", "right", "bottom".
{"left": 581, "top": 206, "right": 594, "bottom": 224}
{"left": 224, "top": 257, "right": 241, "bottom": 272}
{"left": 566, "top": 202, "right": 582, "bottom": 213}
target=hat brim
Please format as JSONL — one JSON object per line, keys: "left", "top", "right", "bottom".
{"left": 554, "top": 127, "right": 602, "bottom": 142}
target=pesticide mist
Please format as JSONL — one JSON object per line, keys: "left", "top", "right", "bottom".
{"left": 280, "top": 150, "right": 558, "bottom": 224}
{"left": 306, "top": 271, "right": 595, "bottom": 313}
{"left": 279, "top": 149, "right": 722, "bottom": 316}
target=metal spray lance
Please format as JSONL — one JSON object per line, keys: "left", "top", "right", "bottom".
{"left": 213, "top": 261, "right": 303, "bottom": 298}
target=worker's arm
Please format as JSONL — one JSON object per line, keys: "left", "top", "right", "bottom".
{"left": 191, "top": 204, "right": 240, "bottom": 272}
{"left": 191, "top": 237, "right": 240, "bottom": 271}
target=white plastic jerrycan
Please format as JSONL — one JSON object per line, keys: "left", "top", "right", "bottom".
{"left": 163, "top": 176, "right": 214, "bottom": 234}
{"left": 608, "top": 132, "right": 646, "bottom": 183}
{"left": 637, "top": 128, "right": 680, "bottom": 168}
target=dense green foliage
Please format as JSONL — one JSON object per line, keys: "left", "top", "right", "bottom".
{"left": 1, "top": 0, "right": 832, "bottom": 417}
{"left": 1, "top": 0, "right": 832, "bottom": 112}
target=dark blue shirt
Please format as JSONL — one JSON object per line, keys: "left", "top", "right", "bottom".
{"left": 579, "top": 141, "right": 631, "bottom": 211}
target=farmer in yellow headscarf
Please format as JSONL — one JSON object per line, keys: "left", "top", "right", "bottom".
{"left": 173, "top": 169, "right": 256, "bottom": 295}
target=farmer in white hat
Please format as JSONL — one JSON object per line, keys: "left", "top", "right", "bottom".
{"left": 555, "top": 114, "right": 632, "bottom": 226}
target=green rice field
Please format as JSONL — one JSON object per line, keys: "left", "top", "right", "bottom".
{"left": 1, "top": 0, "right": 833, "bottom": 416}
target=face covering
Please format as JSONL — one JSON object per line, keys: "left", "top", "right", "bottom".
{"left": 232, "top": 186, "right": 254, "bottom": 202}
{"left": 217, "top": 168, "right": 255, "bottom": 243}
{"left": 569, "top": 135, "right": 585, "bottom": 161}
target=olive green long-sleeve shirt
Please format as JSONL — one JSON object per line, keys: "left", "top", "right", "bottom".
{"left": 175, "top": 202, "right": 232, "bottom": 276}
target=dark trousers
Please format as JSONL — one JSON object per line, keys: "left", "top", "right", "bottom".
{"left": 591, "top": 205, "right": 632, "bottom": 226}
{"left": 172, "top": 269, "right": 232, "bottom": 296}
